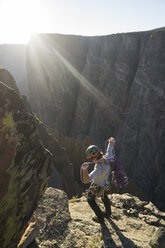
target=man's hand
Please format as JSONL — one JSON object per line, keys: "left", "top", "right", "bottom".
{"left": 81, "top": 162, "right": 89, "bottom": 170}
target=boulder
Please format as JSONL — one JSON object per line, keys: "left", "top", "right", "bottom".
{"left": 35, "top": 187, "right": 70, "bottom": 246}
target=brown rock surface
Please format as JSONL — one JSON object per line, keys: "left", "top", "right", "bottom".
{"left": 28, "top": 187, "right": 165, "bottom": 248}
{"left": 0, "top": 79, "right": 51, "bottom": 248}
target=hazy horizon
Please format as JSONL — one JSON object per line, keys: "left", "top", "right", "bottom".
{"left": 1, "top": 0, "right": 165, "bottom": 44}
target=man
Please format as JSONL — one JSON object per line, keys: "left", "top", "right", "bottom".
{"left": 81, "top": 145, "right": 111, "bottom": 223}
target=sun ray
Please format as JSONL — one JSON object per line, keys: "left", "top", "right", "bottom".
{"left": 28, "top": 35, "right": 137, "bottom": 135}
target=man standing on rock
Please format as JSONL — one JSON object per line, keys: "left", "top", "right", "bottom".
{"left": 81, "top": 145, "right": 111, "bottom": 223}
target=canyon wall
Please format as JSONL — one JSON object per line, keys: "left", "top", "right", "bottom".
{"left": 0, "top": 68, "right": 51, "bottom": 248}
{"left": 0, "top": 68, "right": 82, "bottom": 247}
{"left": 0, "top": 30, "right": 164, "bottom": 210}
{"left": 24, "top": 30, "right": 165, "bottom": 210}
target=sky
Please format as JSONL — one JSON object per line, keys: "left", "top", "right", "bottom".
{"left": 0, "top": 0, "right": 165, "bottom": 44}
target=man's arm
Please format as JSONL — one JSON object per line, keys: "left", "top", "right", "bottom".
{"left": 81, "top": 162, "right": 102, "bottom": 184}
{"left": 82, "top": 167, "right": 90, "bottom": 184}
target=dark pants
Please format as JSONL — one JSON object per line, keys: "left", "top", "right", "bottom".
{"left": 87, "top": 189, "right": 111, "bottom": 220}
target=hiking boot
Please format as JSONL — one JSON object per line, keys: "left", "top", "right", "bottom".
{"left": 103, "top": 211, "right": 111, "bottom": 219}
{"left": 92, "top": 216, "right": 104, "bottom": 223}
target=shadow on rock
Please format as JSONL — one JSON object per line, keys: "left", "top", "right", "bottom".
{"left": 100, "top": 223, "right": 118, "bottom": 248}
{"left": 27, "top": 240, "right": 39, "bottom": 248}
{"left": 108, "top": 219, "right": 138, "bottom": 248}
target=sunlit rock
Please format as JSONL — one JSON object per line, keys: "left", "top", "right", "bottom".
{"left": 0, "top": 71, "right": 51, "bottom": 248}
{"left": 21, "top": 187, "right": 165, "bottom": 247}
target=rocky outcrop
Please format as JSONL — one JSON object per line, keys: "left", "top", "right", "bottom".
{"left": 0, "top": 74, "right": 51, "bottom": 247}
{"left": 0, "top": 66, "right": 82, "bottom": 202}
{"left": 69, "top": 193, "right": 165, "bottom": 248}
{"left": 35, "top": 187, "right": 71, "bottom": 247}
{"left": 22, "top": 187, "right": 165, "bottom": 247}
{"left": 24, "top": 30, "right": 165, "bottom": 211}
{"left": 0, "top": 67, "right": 19, "bottom": 93}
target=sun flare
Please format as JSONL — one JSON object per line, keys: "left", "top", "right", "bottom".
{"left": 1, "top": 0, "right": 48, "bottom": 44}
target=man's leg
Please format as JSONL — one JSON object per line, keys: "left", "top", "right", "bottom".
{"left": 101, "top": 191, "right": 111, "bottom": 217}
{"left": 87, "top": 191, "right": 104, "bottom": 222}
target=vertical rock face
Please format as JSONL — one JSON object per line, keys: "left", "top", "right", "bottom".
{"left": 116, "top": 30, "right": 165, "bottom": 211}
{"left": 26, "top": 34, "right": 89, "bottom": 136}
{"left": 0, "top": 71, "right": 51, "bottom": 248}
{"left": 24, "top": 30, "right": 165, "bottom": 210}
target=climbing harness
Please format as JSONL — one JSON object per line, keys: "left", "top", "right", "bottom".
{"left": 87, "top": 182, "right": 108, "bottom": 199}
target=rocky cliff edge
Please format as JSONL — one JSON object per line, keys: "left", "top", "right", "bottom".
{"left": 19, "top": 187, "right": 165, "bottom": 248}
{"left": 0, "top": 70, "right": 51, "bottom": 248}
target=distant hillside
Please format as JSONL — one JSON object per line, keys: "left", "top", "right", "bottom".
{"left": 0, "top": 44, "right": 27, "bottom": 92}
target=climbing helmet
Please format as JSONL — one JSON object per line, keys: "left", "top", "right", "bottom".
{"left": 86, "top": 145, "right": 99, "bottom": 159}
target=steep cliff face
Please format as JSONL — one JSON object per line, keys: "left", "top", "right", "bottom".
{"left": 24, "top": 30, "right": 165, "bottom": 210}
{"left": 116, "top": 30, "right": 165, "bottom": 211}
{"left": 0, "top": 70, "right": 51, "bottom": 248}
{"left": 0, "top": 66, "right": 82, "bottom": 224}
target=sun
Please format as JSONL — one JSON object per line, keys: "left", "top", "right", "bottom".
{"left": 0, "top": 0, "right": 46, "bottom": 44}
